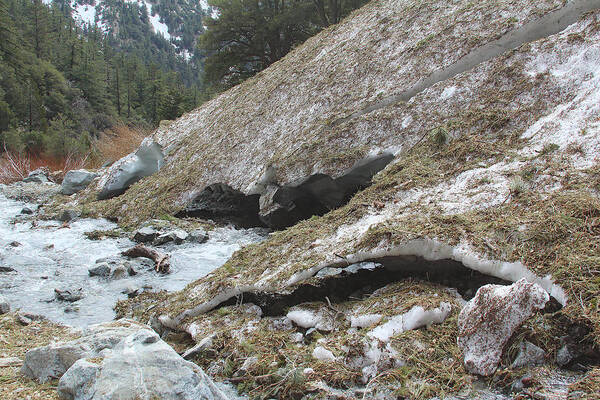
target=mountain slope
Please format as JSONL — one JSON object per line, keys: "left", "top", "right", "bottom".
{"left": 72, "top": 0, "right": 600, "bottom": 397}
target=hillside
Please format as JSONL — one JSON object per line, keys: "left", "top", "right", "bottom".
{"left": 54, "top": 0, "right": 600, "bottom": 397}
{"left": 0, "top": 0, "right": 203, "bottom": 157}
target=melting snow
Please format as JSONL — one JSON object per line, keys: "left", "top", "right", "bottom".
{"left": 350, "top": 314, "right": 383, "bottom": 328}
{"left": 312, "top": 346, "right": 336, "bottom": 361}
{"left": 368, "top": 302, "right": 451, "bottom": 342}
{"left": 286, "top": 309, "right": 320, "bottom": 329}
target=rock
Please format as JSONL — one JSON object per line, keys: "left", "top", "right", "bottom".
{"left": 0, "top": 357, "right": 23, "bottom": 367}
{"left": 59, "top": 209, "right": 81, "bottom": 222}
{"left": 110, "top": 266, "right": 127, "bottom": 280}
{"left": 556, "top": 344, "right": 575, "bottom": 367}
{"left": 23, "top": 167, "right": 50, "bottom": 183}
{"left": 61, "top": 169, "right": 98, "bottom": 195}
{"left": 50, "top": 170, "right": 64, "bottom": 184}
{"left": 132, "top": 226, "right": 159, "bottom": 243}
{"left": 97, "top": 138, "right": 164, "bottom": 200}
{"left": 511, "top": 341, "right": 546, "bottom": 369}
{"left": 258, "top": 154, "right": 394, "bottom": 229}
{"left": 1, "top": 180, "right": 61, "bottom": 202}
{"left": 21, "top": 207, "right": 34, "bottom": 215}
{"left": 88, "top": 263, "right": 111, "bottom": 277}
{"left": 9, "top": 241, "right": 21, "bottom": 247}
{"left": 176, "top": 183, "right": 263, "bottom": 228}
{"left": 458, "top": 278, "right": 549, "bottom": 376}
{"left": 21, "top": 319, "right": 146, "bottom": 383}
{"left": 234, "top": 356, "right": 258, "bottom": 377}
{"left": 0, "top": 266, "right": 15, "bottom": 272}
{"left": 55, "top": 288, "right": 84, "bottom": 302}
{"left": 0, "top": 295, "right": 9, "bottom": 314}
{"left": 126, "top": 263, "right": 137, "bottom": 276}
{"left": 182, "top": 334, "right": 216, "bottom": 360}
{"left": 57, "top": 329, "right": 229, "bottom": 400}
{"left": 153, "top": 229, "right": 189, "bottom": 245}
{"left": 188, "top": 229, "right": 209, "bottom": 244}
{"left": 17, "top": 312, "right": 45, "bottom": 325}
{"left": 122, "top": 285, "right": 139, "bottom": 298}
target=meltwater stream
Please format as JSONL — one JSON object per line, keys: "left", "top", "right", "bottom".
{"left": 0, "top": 192, "right": 265, "bottom": 327}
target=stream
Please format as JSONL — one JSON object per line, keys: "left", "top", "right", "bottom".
{"left": 0, "top": 190, "right": 266, "bottom": 328}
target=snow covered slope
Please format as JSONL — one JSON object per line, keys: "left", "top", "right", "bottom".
{"left": 102, "top": 0, "right": 600, "bottom": 396}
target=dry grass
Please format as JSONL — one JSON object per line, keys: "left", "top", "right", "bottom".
{"left": 163, "top": 280, "right": 466, "bottom": 399}
{"left": 0, "top": 313, "right": 78, "bottom": 399}
{"left": 569, "top": 368, "right": 600, "bottom": 399}
{"left": 93, "top": 124, "right": 149, "bottom": 165}
{"left": 0, "top": 145, "right": 90, "bottom": 185}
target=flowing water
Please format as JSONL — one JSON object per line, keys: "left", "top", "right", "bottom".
{"left": 0, "top": 191, "right": 266, "bottom": 328}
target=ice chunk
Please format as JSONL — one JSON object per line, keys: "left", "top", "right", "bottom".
{"left": 312, "top": 346, "right": 336, "bottom": 361}
{"left": 350, "top": 314, "right": 383, "bottom": 328}
{"left": 368, "top": 302, "right": 451, "bottom": 342}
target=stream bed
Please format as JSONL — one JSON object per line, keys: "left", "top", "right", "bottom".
{"left": 0, "top": 191, "right": 266, "bottom": 327}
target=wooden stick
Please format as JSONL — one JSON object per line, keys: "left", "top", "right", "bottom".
{"left": 122, "top": 244, "right": 170, "bottom": 273}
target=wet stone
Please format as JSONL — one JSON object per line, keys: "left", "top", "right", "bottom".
{"left": 54, "top": 288, "right": 84, "bottom": 303}
{"left": 88, "top": 262, "right": 111, "bottom": 277}
{"left": 0, "top": 295, "right": 9, "bottom": 314}
{"left": 153, "top": 230, "right": 189, "bottom": 245}
{"left": 133, "top": 227, "right": 160, "bottom": 243}
{"left": 189, "top": 229, "right": 209, "bottom": 244}
{"left": 111, "top": 266, "right": 127, "bottom": 280}
{"left": 58, "top": 209, "right": 81, "bottom": 222}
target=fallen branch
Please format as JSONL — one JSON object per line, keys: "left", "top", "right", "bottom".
{"left": 122, "top": 244, "right": 170, "bottom": 273}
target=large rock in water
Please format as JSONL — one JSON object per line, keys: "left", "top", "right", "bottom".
{"left": 21, "top": 320, "right": 145, "bottom": 383}
{"left": 61, "top": 169, "right": 98, "bottom": 195}
{"left": 57, "top": 329, "right": 228, "bottom": 400}
{"left": 97, "top": 138, "right": 164, "bottom": 200}
{"left": 457, "top": 279, "right": 549, "bottom": 376}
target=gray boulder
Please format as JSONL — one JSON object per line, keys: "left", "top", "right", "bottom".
{"left": 23, "top": 167, "right": 50, "bottom": 183}
{"left": 110, "top": 266, "right": 127, "bottom": 280}
{"left": 61, "top": 170, "right": 98, "bottom": 195}
{"left": 556, "top": 343, "right": 575, "bottom": 367}
{"left": 97, "top": 138, "right": 164, "bottom": 200}
{"left": 21, "top": 320, "right": 146, "bottom": 383}
{"left": 0, "top": 295, "right": 9, "bottom": 314}
{"left": 58, "top": 209, "right": 81, "bottom": 222}
{"left": 458, "top": 278, "right": 549, "bottom": 376}
{"left": 189, "top": 229, "right": 209, "bottom": 244}
{"left": 57, "top": 329, "right": 229, "bottom": 400}
{"left": 132, "top": 226, "right": 160, "bottom": 243}
{"left": 511, "top": 341, "right": 545, "bottom": 369}
{"left": 55, "top": 288, "right": 84, "bottom": 302}
{"left": 154, "top": 229, "right": 188, "bottom": 245}
{"left": 88, "top": 263, "right": 111, "bottom": 277}
{"left": 17, "top": 312, "right": 46, "bottom": 326}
